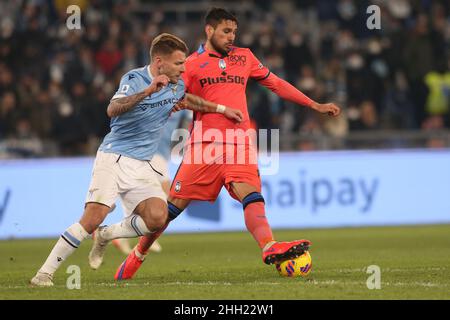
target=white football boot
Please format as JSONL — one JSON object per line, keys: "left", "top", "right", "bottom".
{"left": 149, "top": 240, "right": 162, "bottom": 253}
{"left": 30, "top": 272, "right": 54, "bottom": 287}
{"left": 88, "top": 226, "right": 109, "bottom": 270}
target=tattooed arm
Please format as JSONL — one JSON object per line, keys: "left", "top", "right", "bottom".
{"left": 106, "top": 74, "right": 170, "bottom": 118}
{"left": 107, "top": 91, "right": 149, "bottom": 117}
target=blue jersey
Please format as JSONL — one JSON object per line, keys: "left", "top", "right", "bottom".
{"left": 99, "top": 66, "right": 185, "bottom": 160}
{"left": 156, "top": 109, "right": 192, "bottom": 160}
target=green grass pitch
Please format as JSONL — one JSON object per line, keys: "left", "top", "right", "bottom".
{"left": 1, "top": 225, "right": 449, "bottom": 299}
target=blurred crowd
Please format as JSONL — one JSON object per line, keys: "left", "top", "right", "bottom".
{"left": 0, "top": 0, "right": 449, "bottom": 158}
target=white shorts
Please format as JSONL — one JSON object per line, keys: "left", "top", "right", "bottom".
{"left": 85, "top": 151, "right": 167, "bottom": 217}
{"left": 149, "top": 153, "right": 170, "bottom": 183}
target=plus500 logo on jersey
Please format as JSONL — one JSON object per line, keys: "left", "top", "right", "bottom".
{"left": 199, "top": 75, "right": 245, "bottom": 88}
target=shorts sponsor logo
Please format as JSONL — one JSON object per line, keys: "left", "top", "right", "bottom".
{"left": 175, "top": 181, "right": 182, "bottom": 192}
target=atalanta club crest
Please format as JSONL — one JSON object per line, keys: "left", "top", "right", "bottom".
{"left": 175, "top": 181, "right": 181, "bottom": 192}
{"left": 219, "top": 59, "right": 226, "bottom": 70}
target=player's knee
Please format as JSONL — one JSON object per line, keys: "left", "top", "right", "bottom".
{"left": 80, "top": 221, "right": 98, "bottom": 235}
{"left": 152, "top": 209, "right": 168, "bottom": 231}
{"left": 242, "top": 192, "right": 265, "bottom": 209}
{"left": 80, "top": 203, "right": 110, "bottom": 233}
{"left": 142, "top": 207, "right": 167, "bottom": 232}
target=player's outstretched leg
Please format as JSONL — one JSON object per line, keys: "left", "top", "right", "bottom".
{"left": 105, "top": 203, "right": 162, "bottom": 256}
{"left": 107, "top": 203, "right": 162, "bottom": 255}
{"left": 91, "top": 197, "right": 168, "bottom": 270}
{"left": 88, "top": 210, "right": 161, "bottom": 269}
{"left": 114, "top": 201, "right": 183, "bottom": 280}
{"left": 239, "top": 190, "right": 312, "bottom": 265}
{"left": 30, "top": 203, "right": 109, "bottom": 287}
{"left": 114, "top": 227, "right": 166, "bottom": 280}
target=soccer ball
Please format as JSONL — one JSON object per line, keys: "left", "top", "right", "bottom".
{"left": 275, "top": 251, "right": 312, "bottom": 277}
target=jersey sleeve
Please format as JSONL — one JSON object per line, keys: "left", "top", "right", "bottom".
{"left": 248, "top": 49, "right": 271, "bottom": 81}
{"left": 258, "top": 72, "right": 314, "bottom": 107}
{"left": 111, "top": 72, "right": 140, "bottom": 100}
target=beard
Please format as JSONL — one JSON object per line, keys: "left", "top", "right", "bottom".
{"left": 159, "top": 66, "right": 177, "bottom": 84}
{"left": 210, "top": 35, "right": 230, "bottom": 57}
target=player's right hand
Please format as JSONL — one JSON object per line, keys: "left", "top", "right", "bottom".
{"left": 146, "top": 75, "right": 169, "bottom": 96}
{"left": 310, "top": 102, "right": 341, "bottom": 117}
{"left": 224, "top": 107, "right": 243, "bottom": 123}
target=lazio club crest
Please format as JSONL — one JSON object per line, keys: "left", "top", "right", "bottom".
{"left": 170, "top": 84, "right": 178, "bottom": 95}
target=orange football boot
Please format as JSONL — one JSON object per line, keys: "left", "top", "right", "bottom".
{"left": 262, "top": 239, "right": 311, "bottom": 265}
{"left": 114, "top": 249, "right": 145, "bottom": 280}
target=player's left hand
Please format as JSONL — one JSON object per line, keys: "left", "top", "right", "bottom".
{"left": 311, "top": 102, "right": 341, "bottom": 117}
{"left": 224, "top": 107, "right": 243, "bottom": 123}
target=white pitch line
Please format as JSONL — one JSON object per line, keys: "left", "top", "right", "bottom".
{"left": 90, "top": 279, "right": 450, "bottom": 289}
{"left": 2, "top": 278, "right": 449, "bottom": 290}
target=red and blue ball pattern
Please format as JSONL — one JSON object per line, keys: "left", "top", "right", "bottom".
{"left": 275, "top": 252, "right": 312, "bottom": 277}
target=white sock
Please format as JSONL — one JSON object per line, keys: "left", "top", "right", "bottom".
{"left": 39, "top": 223, "right": 89, "bottom": 275}
{"left": 99, "top": 214, "right": 151, "bottom": 241}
